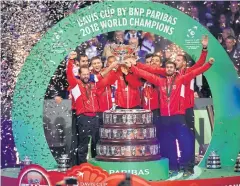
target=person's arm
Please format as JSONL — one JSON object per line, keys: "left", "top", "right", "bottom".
{"left": 99, "top": 61, "right": 118, "bottom": 77}
{"left": 136, "top": 63, "right": 166, "bottom": 76}
{"left": 95, "top": 67, "right": 120, "bottom": 88}
{"left": 181, "top": 58, "right": 214, "bottom": 84}
{"left": 187, "top": 36, "right": 209, "bottom": 71}
{"left": 121, "top": 65, "right": 143, "bottom": 88}
{"left": 187, "top": 49, "right": 208, "bottom": 71}
{"left": 66, "top": 59, "right": 78, "bottom": 87}
{"left": 129, "top": 65, "right": 162, "bottom": 86}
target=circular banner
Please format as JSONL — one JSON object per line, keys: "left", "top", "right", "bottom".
{"left": 12, "top": 1, "right": 240, "bottom": 169}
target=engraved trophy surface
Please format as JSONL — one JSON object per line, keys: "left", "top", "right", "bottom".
{"left": 113, "top": 129, "right": 117, "bottom": 138}
{"left": 122, "top": 129, "right": 127, "bottom": 139}
{"left": 143, "top": 129, "right": 147, "bottom": 139}
{"left": 150, "top": 128, "right": 155, "bottom": 138}
{"left": 127, "top": 114, "right": 133, "bottom": 125}
{"left": 133, "top": 129, "right": 138, "bottom": 139}
{"left": 96, "top": 109, "right": 161, "bottom": 162}
{"left": 142, "top": 114, "right": 146, "bottom": 123}
{"left": 121, "top": 147, "right": 125, "bottom": 156}
{"left": 111, "top": 146, "right": 116, "bottom": 156}
{"left": 150, "top": 146, "right": 154, "bottom": 155}
{"left": 206, "top": 151, "right": 221, "bottom": 169}
{"left": 58, "top": 154, "right": 70, "bottom": 172}
{"left": 131, "top": 146, "right": 136, "bottom": 156}
{"left": 133, "top": 114, "right": 137, "bottom": 124}
{"left": 109, "top": 43, "right": 136, "bottom": 64}
{"left": 122, "top": 114, "right": 127, "bottom": 123}
{"left": 142, "top": 146, "right": 146, "bottom": 156}
{"left": 113, "top": 114, "right": 117, "bottom": 123}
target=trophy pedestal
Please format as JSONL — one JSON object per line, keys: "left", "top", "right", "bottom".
{"left": 88, "top": 158, "right": 169, "bottom": 181}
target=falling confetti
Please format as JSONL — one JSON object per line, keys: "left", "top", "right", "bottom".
{"left": 1, "top": 1, "right": 239, "bottom": 170}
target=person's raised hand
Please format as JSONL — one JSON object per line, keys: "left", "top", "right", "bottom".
{"left": 124, "top": 59, "right": 132, "bottom": 68}
{"left": 69, "top": 51, "right": 77, "bottom": 59}
{"left": 109, "top": 61, "right": 118, "bottom": 69}
{"left": 121, "top": 66, "right": 129, "bottom": 75}
{"left": 209, "top": 57, "right": 215, "bottom": 64}
{"left": 202, "top": 35, "right": 208, "bottom": 48}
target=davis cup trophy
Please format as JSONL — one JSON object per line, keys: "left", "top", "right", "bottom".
{"left": 110, "top": 43, "right": 137, "bottom": 64}
{"left": 206, "top": 151, "right": 221, "bottom": 169}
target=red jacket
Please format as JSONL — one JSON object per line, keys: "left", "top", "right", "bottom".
{"left": 137, "top": 50, "right": 208, "bottom": 109}
{"left": 93, "top": 69, "right": 119, "bottom": 112}
{"left": 130, "top": 62, "right": 212, "bottom": 116}
{"left": 141, "top": 83, "right": 160, "bottom": 110}
{"left": 105, "top": 69, "right": 142, "bottom": 108}
{"left": 66, "top": 59, "right": 107, "bottom": 115}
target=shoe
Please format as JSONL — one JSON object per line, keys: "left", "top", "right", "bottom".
{"left": 169, "top": 170, "right": 179, "bottom": 177}
{"left": 182, "top": 170, "right": 194, "bottom": 179}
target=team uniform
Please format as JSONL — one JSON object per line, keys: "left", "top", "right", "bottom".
{"left": 136, "top": 49, "right": 207, "bottom": 170}
{"left": 66, "top": 59, "right": 112, "bottom": 164}
{"left": 130, "top": 62, "right": 212, "bottom": 170}
{"left": 104, "top": 68, "right": 142, "bottom": 109}
{"left": 141, "top": 83, "right": 160, "bottom": 124}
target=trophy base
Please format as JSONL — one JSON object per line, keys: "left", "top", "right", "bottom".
{"left": 88, "top": 158, "right": 169, "bottom": 181}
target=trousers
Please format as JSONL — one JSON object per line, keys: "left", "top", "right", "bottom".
{"left": 159, "top": 115, "right": 195, "bottom": 170}
{"left": 185, "top": 107, "right": 195, "bottom": 170}
{"left": 76, "top": 114, "right": 99, "bottom": 165}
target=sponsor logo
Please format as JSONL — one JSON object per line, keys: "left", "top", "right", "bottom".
{"left": 109, "top": 169, "right": 150, "bottom": 175}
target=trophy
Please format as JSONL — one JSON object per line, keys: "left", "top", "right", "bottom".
{"left": 131, "top": 146, "right": 136, "bottom": 156}
{"left": 100, "top": 128, "right": 104, "bottom": 138}
{"left": 206, "top": 151, "right": 221, "bottom": 169}
{"left": 142, "top": 114, "right": 146, "bottom": 123}
{"left": 109, "top": 43, "right": 137, "bottom": 64}
{"left": 127, "top": 114, "right": 133, "bottom": 125}
{"left": 113, "top": 129, "right": 117, "bottom": 138}
{"left": 103, "top": 146, "right": 107, "bottom": 155}
{"left": 234, "top": 151, "right": 240, "bottom": 172}
{"left": 20, "top": 156, "right": 32, "bottom": 170}
{"left": 106, "top": 146, "right": 111, "bottom": 156}
{"left": 58, "top": 154, "right": 70, "bottom": 172}
{"left": 105, "top": 129, "right": 109, "bottom": 138}
{"left": 133, "top": 114, "right": 137, "bottom": 124}
{"left": 109, "top": 114, "right": 112, "bottom": 124}
{"left": 150, "top": 128, "right": 154, "bottom": 138}
{"left": 141, "top": 146, "right": 146, "bottom": 156}
{"left": 121, "top": 147, "right": 125, "bottom": 156}
{"left": 122, "top": 129, "right": 127, "bottom": 139}
{"left": 150, "top": 146, "right": 154, "bottom": 155}
{"left": 113, "top": 115, "right": 117, "bottom": 123}
{"left": 105, "top": 114, "right": 109, "bottom": 124}
{"left": 143, "top": 129, "right": 147, "bottom": 139}
{"left": 111, "top": 146, "right": 116, "bottom": 156}
{"left": 133, "top": 129, "right": 138, "bottom": 139}
{"left": 122, "top": 114, "right": 127, "bottom": 124}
